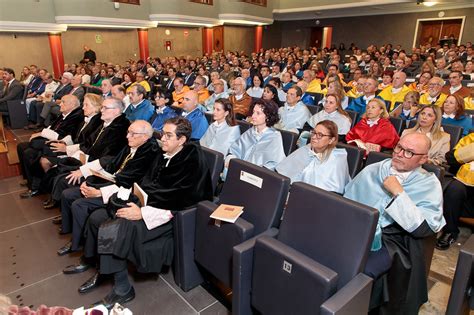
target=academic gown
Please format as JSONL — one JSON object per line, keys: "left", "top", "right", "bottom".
{"left": 62, "top": 138, "right": 160, "bottom": 251}
{"left": 344, "top": 159, "right": 445, "bottom": 314}
{"left": 276, "top": 146, "right": 350, "bottom": 194}
{"left": 346, "top": 118, "right": 399, "bottom": 150}
{"left": 346, "top": 95, "right": 383, "bottom": 116}
{"left": 149, "top": 106, "right": 178, "bottom": 132}
{"left": 442, "top": 115, "right": 473, "bottom": 136}
{"left": 96, "top": 142, "right": 213, "bottom": 273}
{"left": 183, "top": 108, "right": 209, "bottom": 140}
{"left": 17, "top": 107, "right": 84, "bottom": 190}
{"left": 200, "top": 121, "right": 241, "bottom": 155}
{"left": 124, "top": 99, "right": 154, "bottom": 122}
{"left": 49, "top": 114, "right": 130, "bottom": 200}
{"left": 275, "top": 101, "right": 312, "bottom": 133}
{"left": 228, "top": 127, "right": 286, "bottom": 170}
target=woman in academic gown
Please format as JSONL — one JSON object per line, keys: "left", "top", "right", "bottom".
{"left": 346, "top": 98, "right": 399, "bottom": 153}
{"left": 276, "top": 120, "right": 350, "bottom": 194}
{"left": 200, "top": 98, "right": 240, "bottom": 156}
{"left": 441, "top": 94, "right": 473, "bottom": 136}
{"left": 226, "top": 99, "right": 286, "bottom": 172}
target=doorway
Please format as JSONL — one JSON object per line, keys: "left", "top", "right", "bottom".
{"left": 413, "top": 17, "right": 465, "bottom": 47}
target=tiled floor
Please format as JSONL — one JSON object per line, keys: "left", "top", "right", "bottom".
{"left": 0, "top": 176, "right": 229, "bottom": 314}
{"left": 0, "top": 175, "right": 471, "bottom": 314}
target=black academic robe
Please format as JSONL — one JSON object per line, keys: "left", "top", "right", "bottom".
{"left": 48, "top": 114, "right": 130, "bottom": 199}
{"left": 86, "top": 137, "right": 159, "bottom": 189}
{"left": 17, "top": 107, "right": 84, "bottom": 190}
{"left": 373, "top": 222, "right": 435, "bottom": 315}
{"left": 97, "top": 142, "right": 213, "bottom": 273}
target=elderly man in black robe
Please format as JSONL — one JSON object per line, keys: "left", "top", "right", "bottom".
{"left": 17, "top": 94, "right": 84, "bottom": 198}
{"left": 48, "top": 97, "right": 130, "bottom": 205}
{"left": 57, "top": 120, "right": 159, "bottom": 259}
{"left": 80, "top": 117, "right": 213, "bottom": 308}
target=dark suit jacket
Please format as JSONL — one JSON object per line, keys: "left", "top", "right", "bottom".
{"left": 0, "top": 79, "right": 24, "bottom": 103}
{"left": 184, "top": 73, "right": 196, "bottom": 87}
{"left": 70, "top": 86, "right": 85, "bottom": 104}
{"left": 52, "top": 83, "right": 73, "bottom": 101}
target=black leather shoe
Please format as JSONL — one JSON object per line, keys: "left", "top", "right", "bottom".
{"left": 57, "top": 241, "right": 72, "bottom": 256}
{"left": 43, "top": 200, "right": 59, "bottom": 209}
{"left": 58, "top": 227, "right": 69, "bottom": 235}
{"left": 436, "top": 232, "right": 458, "bottom": 250}
{"left": 63, "top": 260, "right": 91, "bottom": 275}
{"left": 19, "top": 180, "right": 28, "bottom": 187}
{"left": 78, "top": 271, "right": 101, "bottom": 293}
{"left": 43, "top": 197, "right": 52, "bottom": 206}
{"left": 92, "top": 287, "right": 135, "bottom": 309}
{"left": 52, "top": 215, "right": 62, "bottom": 225}
{"left": 20, "top": 190, "right": 40, "bottom": 198}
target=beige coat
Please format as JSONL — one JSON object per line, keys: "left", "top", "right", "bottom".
{"left": 401, "top": 128, "right": 450, "bottom": 165}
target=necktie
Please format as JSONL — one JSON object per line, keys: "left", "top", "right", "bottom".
{"left": 91, "top": 126, "right": 106, "bottom": 147}
{"left": 114, "top": 151, "right": 133, "bottom": 174}
{"left": 4, "top": 82, "right": 10, "bottom": 95}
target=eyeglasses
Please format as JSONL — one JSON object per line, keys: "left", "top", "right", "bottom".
{"left": 393, "top": 144, "right": 427, "bottom": 159}
{"left": 127, "top": 131, "right": 147, "bottom": 137}
{"left": 162, "top": 132, "right": 176, "bottom": 140}
{"left": 310, "top": 131, "right": 331, "bottom": 139}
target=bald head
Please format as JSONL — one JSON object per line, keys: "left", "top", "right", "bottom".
{"left": 182, "top": 90, "right": 198, "bottom": 112}
{"left": 391, "top": 133, "right": 431, "bottom": 172}
{"left": 392, "top": 71, "right": 406, "bottom": 89}
{"left": 130, "top": 120, "right": 153, "bottom": 138}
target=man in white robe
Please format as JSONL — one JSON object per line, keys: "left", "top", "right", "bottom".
{"left": 344, "top": 133, "right": 445, "bottom": 314}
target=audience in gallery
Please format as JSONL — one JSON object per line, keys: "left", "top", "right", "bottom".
{"left": 4, "top": 38, "right": 474, "bottom": 313}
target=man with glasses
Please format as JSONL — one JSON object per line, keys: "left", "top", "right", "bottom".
{"left": 229, "top": 77, "right": 252, "bottom": 120}
{"left": 78, "top": 117, "right": 213, "bottom": 309}
{"left": 181, "top": 90, "right": 208, "bottom": 140}
{"left": 274, "top": 86, "right": 311, "bottom": 134}
{"left": 58, "top": 121, "right": 158, "bottom": 282}
{"left": 419, "top": 77, "right": 448, "bottom": 106}
{"left": 344, "top": 133, "right": 445, "bottom": 314}
{"left": 192, "top": 75, "right": 210, "bottom": 104}
{"left": 171, "top": 77, "right": 190, "bottom": 108}
{"left": 346, "top": 77, "right": 382, "bottom": 115}
{"left": 441, "top": 70, "right": 471, "bottom": 98}
{"left": 203, "top": 79, "right": 229, "bottom": 112}
{"left": 47, "top": 98, "right": 130, "bottom": 206}
{"left": 123, "top": 84, "right": 154, "bottom": 121}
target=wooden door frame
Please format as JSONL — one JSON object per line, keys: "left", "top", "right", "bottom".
{"left": 412, "top": 16, "right": 466, "bottom": 47}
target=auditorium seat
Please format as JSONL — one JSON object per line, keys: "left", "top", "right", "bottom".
{"left": 232, "top": 182, "right": 378, "bottom": 315}
{"left": 174, "top": 158, "right": 290, "bottom": 291}
{"left": 237, "top": 120, "right": 252, "bottom": 134}
{"left": 336, "top": 143, "right": 364, "bottom": 178}
{"left": 307, "top": 104, "right": 322, "bottom": 115}
{"left": 389, "top": 116, "right": 404, "bottom": 135}
{"left": 446, "top": 234, "right": 474, "bottom": 315}
{"left": 441, "top": 124, "right": 463, "bottom": 150}
{"left": 279, "top": 129, "right": 298, "bottom": 155}
{"left": 345, "top": 109, "right": 359, "bottom": 128}
{"left": 6, "top": 98, "right": 28, "bottom": 129}
{"left": 172, "top": 146, "right": 224, "bottom": 291}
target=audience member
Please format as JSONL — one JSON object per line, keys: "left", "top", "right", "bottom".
{"left": 229, "top": 77, "right": 252, "bottom": 120}
{"left": 277, "top": 120, "right": 350, "bottom": 194}
{"left": 344, "top": 133, "right": 445, "bottom": 314}
{"left": 124, "top": 84, "right": 154, "bottom": 122}
{"left": 181, "top": 90, "right": 208, "bottom": 140}
{"left": 200, "top": 98, "right": 240, "bottom": 155}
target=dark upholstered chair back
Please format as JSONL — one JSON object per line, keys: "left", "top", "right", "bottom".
{"left": 277, "top": 182, "right": 378, "bottom": 289}
{"left": 220, "top": 159, "right": 290, "bottom": 233}
{"left": 336, "top": 143, "right": 364, "bottom": 178}
{"left": 446, "top": 235, "right": 474, "bottom": 315}
{"left": 200, "top": 146, "right": 224, "bottom": 193}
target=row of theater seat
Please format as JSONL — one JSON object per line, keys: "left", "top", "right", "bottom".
{"left": 168, "top": 145, "right": 447, "bottom": 314}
